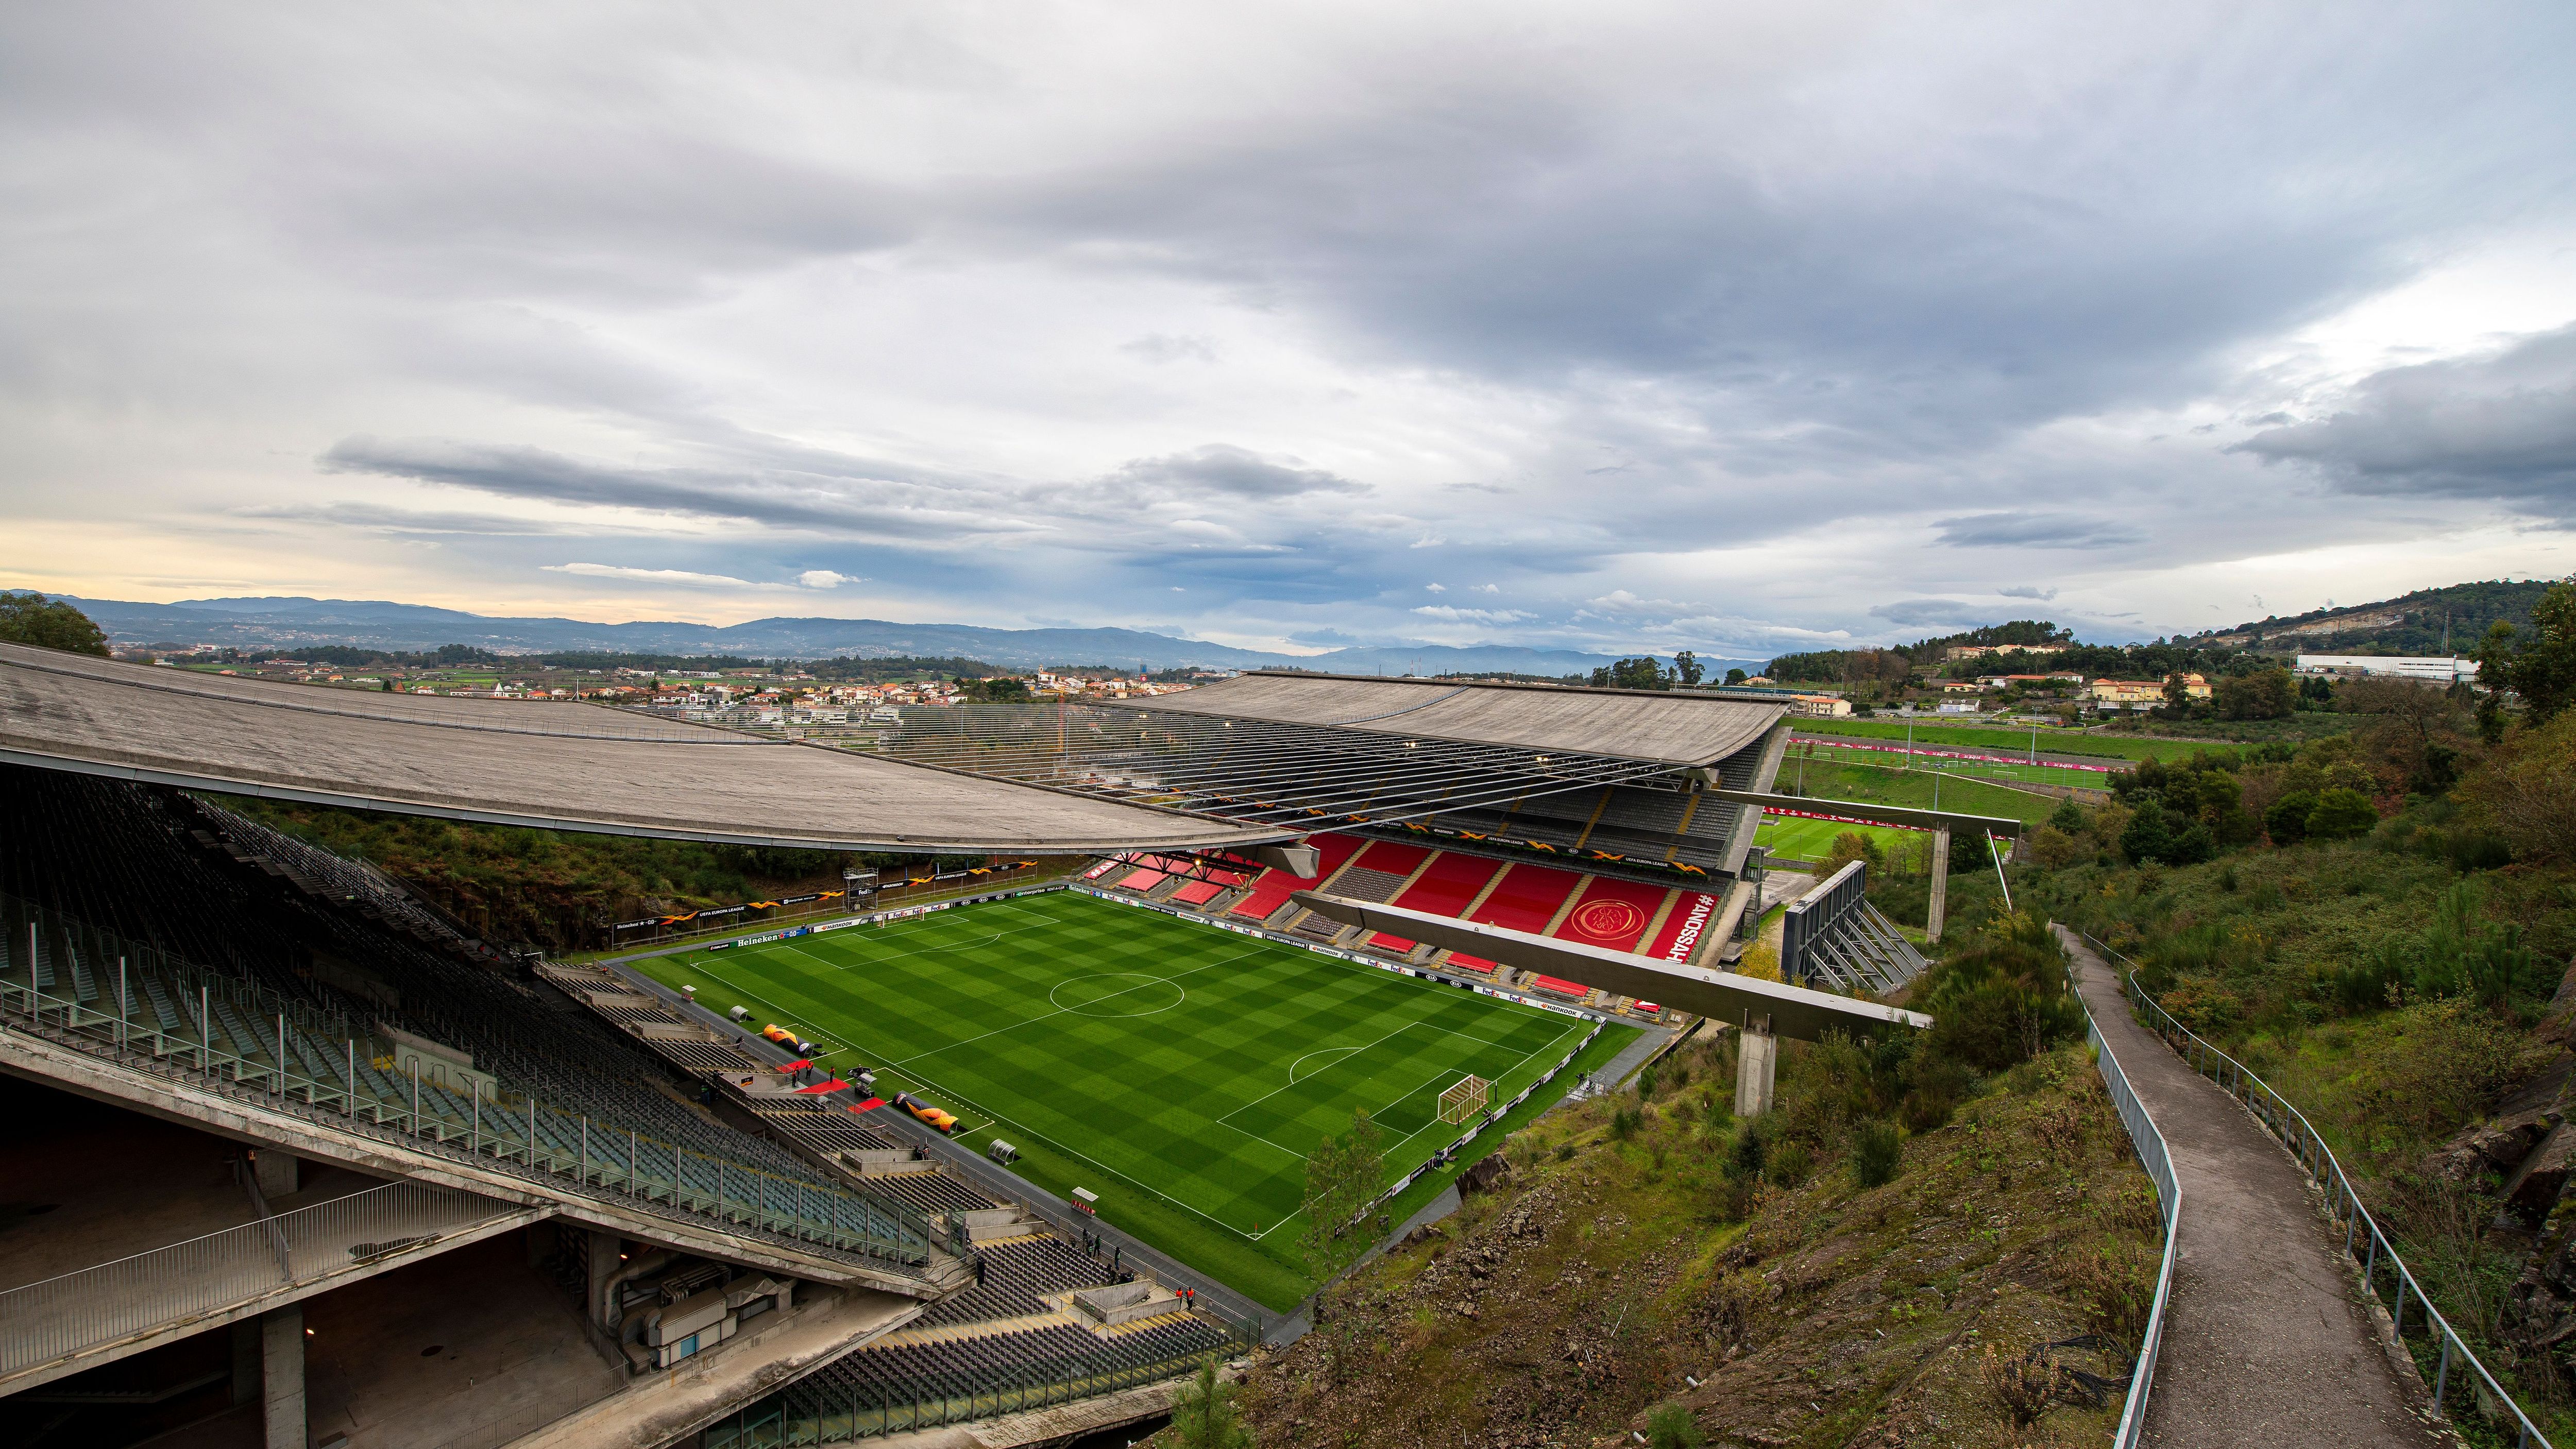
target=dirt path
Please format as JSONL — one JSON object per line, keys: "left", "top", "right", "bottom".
{"left": 2055, "top": 926, "right": 2445, "bottom": 1447}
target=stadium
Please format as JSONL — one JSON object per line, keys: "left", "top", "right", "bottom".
{"left": 0, "top": 642, "right": 1976, "bottom": 1447}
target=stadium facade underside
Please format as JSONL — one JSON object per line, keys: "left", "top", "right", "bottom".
{"left": 879, "top": 671, "right": 1792, "bottom": 892}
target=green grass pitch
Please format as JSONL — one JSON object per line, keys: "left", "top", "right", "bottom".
{"left": 630, "top": 889, "right": 1636, "bottom": 1307}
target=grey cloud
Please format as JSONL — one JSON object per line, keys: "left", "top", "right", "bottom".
{"left": 1997, "top": 585, "right": 2058, "bottom": 600}
{"left": 2233, "top": 324, "right": 2576, "bottom": 512}
{"left": 1106, "top": 445, "right": 1364, "bottom": 499}
{"left": 1870, "top": 599, "right": 1998, "bottom": 627}
{"left": 318, "top": 435, "right": 1029, "bottom": 541}
{"left": 233, "top": 500, "right": 586, "bottom": 536}
{"left": 1120, "top": 333, "right": 1219, "bottom": 364}
{"left": 1935, "top": 513, "right": 2148, "bottom": 550}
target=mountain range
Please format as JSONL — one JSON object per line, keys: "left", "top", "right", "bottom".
{"left": 54, "top": 593, "right": 1758, "bottom": 677}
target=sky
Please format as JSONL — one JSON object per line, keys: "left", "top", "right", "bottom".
{"left": 3, "top": 3, "right": 2573, "bottom": 663}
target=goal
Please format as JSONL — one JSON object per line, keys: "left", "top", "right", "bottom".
{"left": 1437, "top": 1074, "right": 1492, "bottom": 1126}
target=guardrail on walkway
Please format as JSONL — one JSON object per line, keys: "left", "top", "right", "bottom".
{"left": 2077, "top": 929, "right": 2554, "bottom": 1447}
{"left": 0, "top": 1180, "right": 504, "bottom": 1378}
{"left": 2056, "top": 935, "right": 2181, "bottom": 1447}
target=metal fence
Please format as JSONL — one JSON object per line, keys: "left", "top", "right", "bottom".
{"left": 0, "top": 1180, "right": 504, "bottom": 1378}
{"left": 2057, "top": 945, "right": 2180, "bottom": 1448}
{"left": 2078, "top": 929, "right": 2555, "bottom": 1447}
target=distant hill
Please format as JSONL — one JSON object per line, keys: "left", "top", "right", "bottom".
{"left": 2187, "top": 579, "right": 2557, "bottom": 656}
{"left": 47, "top": 592, "right": 1758, "bottom": 678}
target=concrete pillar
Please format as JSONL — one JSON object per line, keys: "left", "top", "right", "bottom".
{"left": 261, "top": 1304, "right": 305, "bottom": 1449}
{"left": 251, "top": 1149, "right": 298, "bottom": 1200}
{"left": 1926, "top": 826, "right": 1952, "bottom": 943}
{"left": 1734, "top": 1017, "right": 1777, "bottom": 1118}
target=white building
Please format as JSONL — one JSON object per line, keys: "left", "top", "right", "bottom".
{"left": 2296, "top": 655, "right": 2479, "bottom": 683}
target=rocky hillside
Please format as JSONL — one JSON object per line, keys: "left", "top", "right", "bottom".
{"left": 2189, "top": 578, "right": 2553, "bottom": 656}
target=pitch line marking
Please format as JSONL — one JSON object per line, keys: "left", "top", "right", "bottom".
{"left": 878, "top": 945, "right": 1269, "bottom": 1069}
{"left": 673, "top": 943, "right": 1327, "bottom": 1240}
{"left": 1287, "top": 1046, "right": 1359, "bottom": 1084}
{"left": 677, "top": 893, "right": 1612, "bottom": 1243}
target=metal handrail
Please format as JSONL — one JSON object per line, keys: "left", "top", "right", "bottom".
{"left": 0, "top": 1179, "right": 503, "bottom": 1376}
{"left": 2077, "top": 928, "right": 2554, "bottom": 1447}
{"left": 2056, "top": 942, "right": 2181, "bottom": 1447}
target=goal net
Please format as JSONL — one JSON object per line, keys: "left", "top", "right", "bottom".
{"left": 1437, "top": 1074, "right": 1492, "bottom": 1126}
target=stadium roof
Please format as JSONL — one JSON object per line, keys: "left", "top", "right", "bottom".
{"left": 1149, "top": 672, "right": 1784, "bottom": 768}
{"left": 874, "top": 673, "right": 1788, "bottom": 836}
{"left": 0, "top": 644, "right": 1285, "bottom": 853}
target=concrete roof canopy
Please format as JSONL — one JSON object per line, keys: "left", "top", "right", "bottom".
{"left": 0, "top": 643, "right": 1285, "bottom": 853}
{"left": 1144, "top": 671, "right": 1785, "bottom": 768}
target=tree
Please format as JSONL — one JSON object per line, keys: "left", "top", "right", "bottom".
{"left": 2265, "top": 791, "right": 2317, "bottom": 845}
{"left": 1298, "top": 1107, "right": 1387, "bottom": 1282}
{"left": 0, "top": 591, "right": 109, "bottom": 657}
{"left": 2304, "top": 788, "right": 2378, "bottom": 841}
{"left": 1167, "top": 1356, "right": 1252, "bottom": 1449}
{"left": 2214, "top": 668, "right": 2295, "bottom": 720}
{"left": 2476, "top": 578, "right": 2576, "bottom": 727}
{"left": 1590, "top": 657, "right": 1674, "bottom": 691}
{"left": 2459, "top": 710, "right": 2576, "bottom": 865}
{"left": 1673, "top": 650, "right": 1704, "bottom": 687}
{"left": 2120, "top": 800, "right": 2174, "bottom": 865}
{"left": 1723, "top": 667, "right": 1748, "bottom": 686}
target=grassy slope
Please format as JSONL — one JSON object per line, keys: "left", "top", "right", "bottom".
{"left": 1224, "top": 1035, "right": 2161, "bottom": 1448}
{"left": 629, "top": 891, "right": 1636, "bottom": 1310}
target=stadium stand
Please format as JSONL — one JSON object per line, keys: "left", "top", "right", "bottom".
{"left": 711, "top": 1311, "right": 1240, "bottom": 1445}
{"left": 1468, "top": 862, "right": 1582, "bottom": 934}
{"left": 1366, "top": 850, "right": 1498, "bottom": 953}
{"left": 1642, "top": 887, "right": 1729, "bottom": 964}
{"left": 0, "top": 768, "right": 944, "bottom": 1282}
{"left": 1551, "top": 876, "right": 1671, "bottom": 952}
{"left": 1227, "top": 832, "right": 1365, "bottom": 923}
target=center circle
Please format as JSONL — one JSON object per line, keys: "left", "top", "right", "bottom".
{"left": 1049, "top": 973, "right": 1186, "bottom": 1018}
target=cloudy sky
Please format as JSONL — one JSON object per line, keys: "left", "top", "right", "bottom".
{"left": 4, "top": 3, "right": 2572, "bottom": 660}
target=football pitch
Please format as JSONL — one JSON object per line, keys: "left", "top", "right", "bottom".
{"left": 1755, "top": 812, "right": 1924, "bottom": 864}
{"left": 629, "top": 890, "right": 1634, "bottom": 1304}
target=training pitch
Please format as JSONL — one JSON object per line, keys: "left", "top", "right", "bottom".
{"left": 636, "top": 890, "right": 1623, "bottom": 1278}
{"left": 1756, "top": 812, "right": 1923, "bottom": 864}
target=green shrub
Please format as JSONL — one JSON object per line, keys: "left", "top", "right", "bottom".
{"left": 1767, "top": 1141, "right": 1814, "bottom": 1186}
{"left": 1852, "top": 1119, "right": 1904, "bottom": 1188}
{"left": 1645, "top": 1403, "right": 1708, "bottom": 1449}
